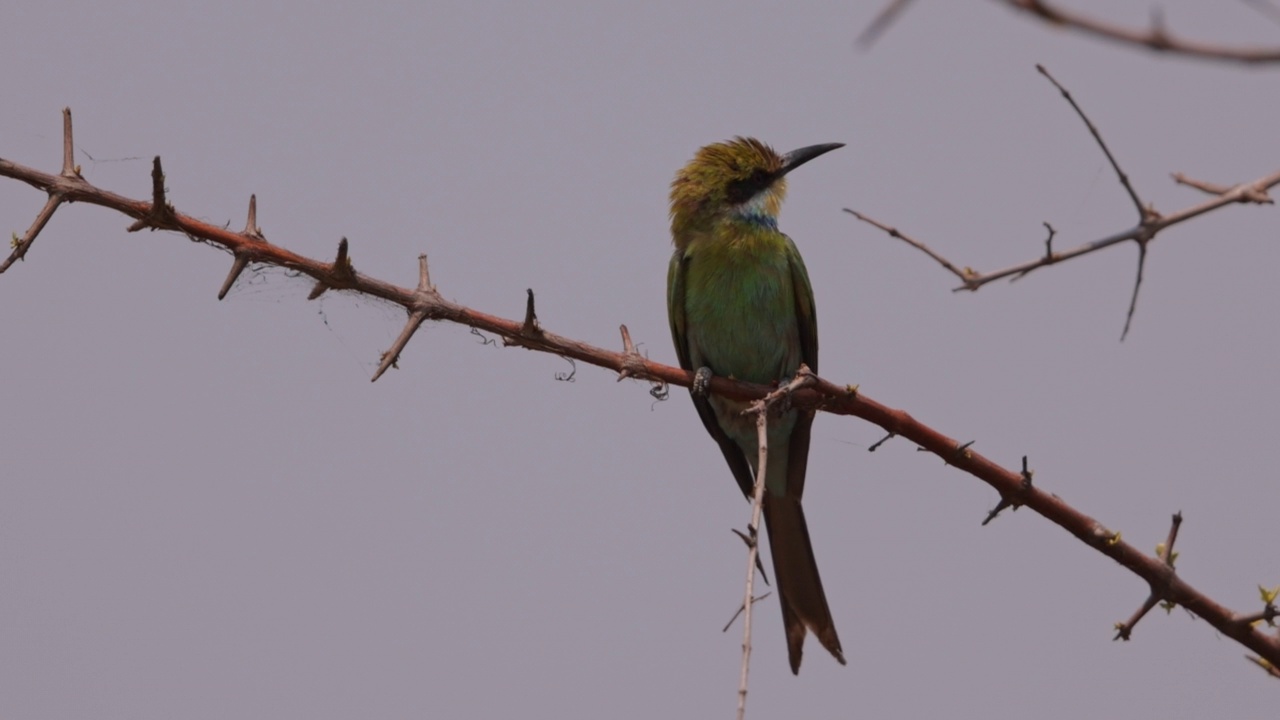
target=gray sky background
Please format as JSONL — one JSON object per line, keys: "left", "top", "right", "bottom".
{"left": 2, "top": 1, "right": 1278, "bottom": 718}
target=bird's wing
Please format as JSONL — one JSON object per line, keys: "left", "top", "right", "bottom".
{"left": 785, "top": 236, "right": 819, "bottom": 499}
{"left": 786, "top": 236, "right": 818, "bottom": 376}
{"left": 668, "top": 249, "right": 757, "bottom": 499}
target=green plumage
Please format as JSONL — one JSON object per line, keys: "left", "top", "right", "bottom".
{"left": 667, "top": 137, "right": 845, "bottom": 674}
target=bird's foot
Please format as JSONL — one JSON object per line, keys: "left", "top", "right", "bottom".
{"left": 692, "top": 366, "right": 713, "bottom": 397}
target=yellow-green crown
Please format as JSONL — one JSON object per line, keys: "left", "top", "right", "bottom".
{"left": 669, "top": 137, "right": 788, "bottom": 233}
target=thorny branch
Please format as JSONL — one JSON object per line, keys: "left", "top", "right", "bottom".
{"left": 3, "top": 109, "right": 1278, "bottom": 676}
{"left": 848, "top": 66, "right": 1279, "bottom": 340}
{"left": 857, "top": 0, "right": 1280, "bottom": 64}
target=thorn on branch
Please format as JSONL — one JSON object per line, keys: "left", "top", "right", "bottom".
{"left": 722, "top": 592, "right": 772, "bottom": 633}
{"left": 1157, "top": 511, "right": 1183, "bottom": 567}
{"left": 1235, "top": 604, "right": 1280, "bottom": 628}
{"left": 949, "top": 440, "right": 975, "bottom": 464}
{"left": 308, "top": 237, "right": 356, "bottom": 300}
{"left": 983, "top": 455, "right": 1035, "bottom": 526}
{"left": 1010, "top": 223, "right": 1059, "bottom": 283}
{"left": 521, "top": 288, "right": 541, "bottom": 337}
{"left": 868, "top": 432, "right": 895, "bottom": 452}
{"left": 126, "top": 156, "right": 179, "bottom": 232}
{"left": 61, "top": 108, "right": 80, "bottom": 179}
{"left": 417, "top": 253, "right": 435, "bottom": 293}
{"left": 731, "top": 527, "right": 770, "bottom": 585}
{"left": 503, "top": 289, "right": 544, "bottom": 348}
{"left": 1246, "top": 654, "right": 1280, "bottom": 680}
{"left": 242, "top": 194, "right": 264, "bottom": 240}
{"left": 616, "top": 324, "right": 645, "bottom": 381}
{"left": 217, "top": 255, "right": 251, "bottom": 300}
{"left": 1146, "top": 7, "right": 1170, "bottom": 50}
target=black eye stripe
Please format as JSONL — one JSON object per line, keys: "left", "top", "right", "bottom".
{"left": 724, "top": 169, "right": 771, "bottom": 204}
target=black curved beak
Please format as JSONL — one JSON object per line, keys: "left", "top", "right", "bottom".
{"left": 779, "top": 143, "right": 844, "bottom": 176}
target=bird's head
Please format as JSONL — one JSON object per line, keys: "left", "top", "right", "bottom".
{"left": 669, "top": 137, "right": 842, "bottom": 238}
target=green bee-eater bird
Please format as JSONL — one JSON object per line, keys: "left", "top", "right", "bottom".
{"left": 667, "top": 137, "right": 845, "bottom": 674}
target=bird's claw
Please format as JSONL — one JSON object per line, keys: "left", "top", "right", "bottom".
{"left": 693, "top": 366, "right": 713, "bottom": 397}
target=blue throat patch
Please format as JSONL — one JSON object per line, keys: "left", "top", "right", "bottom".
{"left": 735, "top": 207, "right": 778, "bottom": 229}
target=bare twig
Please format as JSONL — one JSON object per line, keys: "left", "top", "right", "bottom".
{"left": 734, "top": 368, "right": 817, "bottom": 719}
{"left": 857, "top": 0, "right": 918, "bottom": 47}
{"left": 1037, "top": 65, "right": 1148, "bottom": 221}
{"left": 736, "top": 396, "right": 770, "bottom": 720}
{"left": 1242, "top": 0, "right": 1280, "bottom": 27}
{"left": 3, "top": 112, "right": 1279, "bottom": 674}
{"left": 843, "top": 209, "right": 977, "bottom": 286}
{"left": 851, "top": 66, "right": 1280, "bottom": 337}
{"left": 999, "top": 0, "right": 1280, "bottom": 64}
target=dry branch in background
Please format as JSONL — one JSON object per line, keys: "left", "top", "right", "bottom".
{"left": 998, "top": 0, "right": 1280, "bottom": 64}
{"left": 3, "top": 110, "right": 1278, "bottom": 681}
{"left": 847, "top": 66, "right": 1280, "bottom": 340}
{"left": 858, "top": 0, "right": 1280, "bottom": 64}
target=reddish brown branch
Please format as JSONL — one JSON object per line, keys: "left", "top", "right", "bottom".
{"left": 3, "top": 115, "right": 1279, "bottom": 672}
